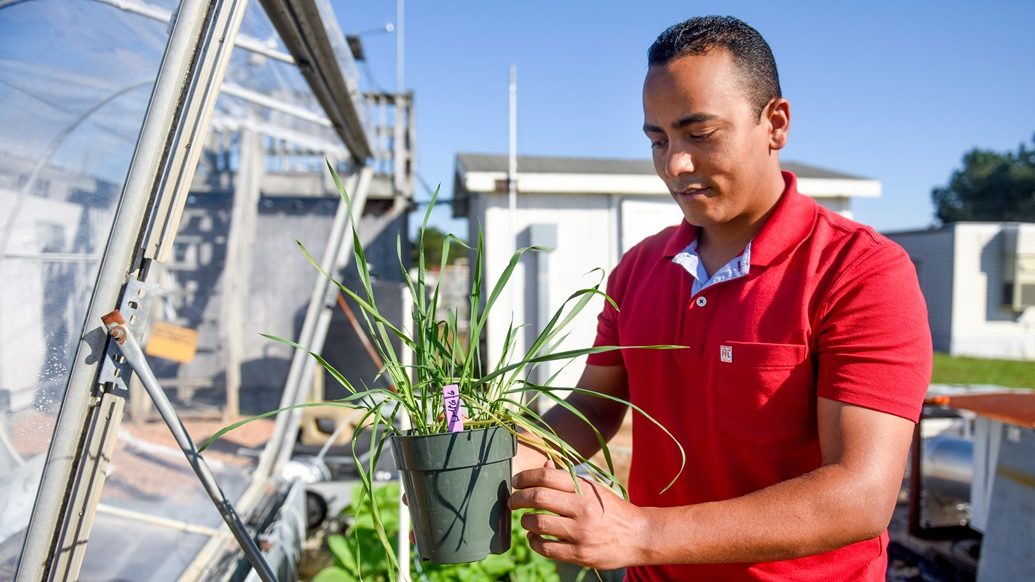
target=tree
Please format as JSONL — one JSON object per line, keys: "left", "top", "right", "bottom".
{"left": 411, "top": 226, "right": 465, "bottom": 268}
{"left": 932, "top": 135, "right": 1035, "bottom": 224}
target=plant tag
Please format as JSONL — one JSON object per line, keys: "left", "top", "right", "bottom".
{"left": 443, "top": 384, "right": 463, "bottom": 432}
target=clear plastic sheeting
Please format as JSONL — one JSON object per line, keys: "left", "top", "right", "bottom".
{"left": 227, "top": 1, "right": 327, "bottom": 120}
{"left": 217, "top": 0, "right": 373, "bottom": 163}
{"left": 214, "top": 0, "right": 352, "bottom": 170}
{"left": 313, "top": 0, "right": 372, "bottom": 136}
{"left": 75, "top": 151, "right": 345, "bottom": 582}
{"left": 0, "top": 1, "right": 169, "bottom": 575}
{"left": 72, "top": 2, "right": 356, "bottom": 578}
{"left": 0, "top": 0, "right": 380, "bottom": 576}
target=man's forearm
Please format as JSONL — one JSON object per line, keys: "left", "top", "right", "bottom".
{"left": 519, "top": 364, "right": 630, "bottom": 465}
{"left": 539, "top": 391, "right": 628, "bottom": 461}
{"left": 635, "top": 461, "right": 896, "bottom": 565}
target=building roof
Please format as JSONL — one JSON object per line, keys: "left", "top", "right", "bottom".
{"left": 452, "top": 152, "right": 881, "bottom": 217}
{"left": 883, "top": 222, "right": 1035, "bottom": 238}
{"left": 456, "top": 152, "right": 870, "bottom": 181}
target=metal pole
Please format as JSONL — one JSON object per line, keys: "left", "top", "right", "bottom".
{"left": 508, "top": 65, "right": 517, "bottom": 209}
{"left": 264, "top": 166, "right": 373, "bottom": 475}
{"left": 908, "top": 412, "right": 924, "bottom": 537}
{"left": 396, "top": 0, "right": 404, "bottom": 93}
{"left": 221, "top": 126, "right": 264, "bottom": 422}
{"left": 507, "top": 65, "right": 518, "bottom": 317}
{"left": 101, "top": 310, "right": 277, "bottom": 582}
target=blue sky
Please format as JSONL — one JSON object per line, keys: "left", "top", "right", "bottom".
{"left": 332, "top": 0, "right": 1035, "bottom": 237}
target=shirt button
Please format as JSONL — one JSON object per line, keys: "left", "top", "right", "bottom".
{"left": 695, "top": 296, "right": 707, "bottom": 307}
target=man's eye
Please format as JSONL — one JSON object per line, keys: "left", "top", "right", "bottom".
{"left": 690, "top": 131, "right": 716, "bottom": 142}
{"left": 649, "top": 139, "right": 667, "bottom": 150}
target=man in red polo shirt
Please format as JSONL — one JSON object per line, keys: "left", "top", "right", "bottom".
{"left": 509, "top": 15, "right": 932, "bottom": 581}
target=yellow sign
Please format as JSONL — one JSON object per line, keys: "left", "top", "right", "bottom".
{"left": 145, "top": 321, "right": 199, "bottom": 363}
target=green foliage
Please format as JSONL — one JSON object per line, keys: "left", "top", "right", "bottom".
{"left": 932, "top": 135, "right": 1035, "bottom": 223}
{"left": 932, "top": 352, "right": 1035, "bottom": 389}
{"left": 411, "top": 226, "right": 466, "bottom": 267}
{"left": 314, "top": 482, "right": 560, "bottom": 582}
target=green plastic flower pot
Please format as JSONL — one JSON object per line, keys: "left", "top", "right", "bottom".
{"left": 390, "top": 425, "right": 517, "bottom": 564}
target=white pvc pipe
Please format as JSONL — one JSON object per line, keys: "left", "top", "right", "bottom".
{"left": 397, "top": 285, "right": 413, "bottom": 581}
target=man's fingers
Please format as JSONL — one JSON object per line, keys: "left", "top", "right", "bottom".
{"left": 513, "top": 467, "right": 579, "bottom": 492}
{"left": 526, "top": 533, "right": 580, "bottom": 564}
{"left": 520, "top": 511, "right": 575, "bottom": 541}
{"left": 510, "top": 486, "right": 578, "bottom": 516}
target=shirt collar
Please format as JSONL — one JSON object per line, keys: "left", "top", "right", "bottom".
{"left": 662, "top": 219, "right": 698, "bottom": 259}
{"left": 749, "top": 171, "right": 817, "bottom": 267}
{"left": 662, "top": 171, "right": 817, "bottom": 267}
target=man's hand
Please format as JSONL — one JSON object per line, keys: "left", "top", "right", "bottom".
{"left": 509, "top": 467, "right": 648, "bottom": 570}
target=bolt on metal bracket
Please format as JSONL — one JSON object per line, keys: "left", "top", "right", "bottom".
{"left": 98, "top": 277, "right": 159, "bottom": 394}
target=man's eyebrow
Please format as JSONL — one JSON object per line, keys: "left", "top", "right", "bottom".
{"left": 643, "top": 113, "right": 719, "bottom": 133}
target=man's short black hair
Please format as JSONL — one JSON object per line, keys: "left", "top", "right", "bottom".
{"left": 648, "top": 16, "right": 782, "bottom": 118}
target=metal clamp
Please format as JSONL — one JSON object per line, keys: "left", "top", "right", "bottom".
{"left": 98, "top": 277, "right": 159, "bottom": 394}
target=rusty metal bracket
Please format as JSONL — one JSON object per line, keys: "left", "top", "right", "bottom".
{"left": 97, "top": 277, "right": 159, "bottom": 394}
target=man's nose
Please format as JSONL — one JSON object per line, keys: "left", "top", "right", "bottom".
{"left": 664, "top": 149, "right": 695, "bottom": 179}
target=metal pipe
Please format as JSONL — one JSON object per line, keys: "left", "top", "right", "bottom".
{"left": 270, "top": 166, "right": 373, "bottom": 473}
{"left": 96, "top": 504, "right": 220, "bottom": 536}
{"left": 396, "top": 0, "right": 404, "bottom": 93}
{"left": 89, "top": 0, "right": 296, "bottom": 64}
{"left": 909, "top": 412, "right": 923, "bottom": 536}
{"left": 507, "top": 65, "right": 517, "bottom": 319}
{"left": 0, "top": 252, "right": 102, "bottom": 263}
{"left": 397, "top": 285, "right": 413, "bottom": 582}
{"left": 221, "top": 82, "right": 333, "bottom": 127}
{"left": 315, "top": 415, "right": 351, "bottom": 461}
{"left": 100, "top": 310, "right": 276, "bottom": 582}
{"left": 336, "top": 292, "right": 390, "bottom": 385}
{"left": 256, "top": 169, "right": 360, "bottom": 480}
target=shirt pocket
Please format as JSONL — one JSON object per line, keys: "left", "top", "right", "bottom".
{"left": 714, "top": 341, "right": 812, "bottom": 446}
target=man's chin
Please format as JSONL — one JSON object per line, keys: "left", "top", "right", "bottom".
{"left": 679, "top": 208, "right": 722, "bottom": 229}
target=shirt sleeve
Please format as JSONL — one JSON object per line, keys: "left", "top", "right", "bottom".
{"left": 586, "top": 262, "right": 626, "bottom": 367}
{"left": 815, "top": 240, "right": 933, "bottom": 422}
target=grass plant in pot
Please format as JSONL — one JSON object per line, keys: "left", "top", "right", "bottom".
{"left": 201, "top": 163, "right": 685, "bottom": 576}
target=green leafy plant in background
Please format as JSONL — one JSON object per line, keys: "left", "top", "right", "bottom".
{"left": 312, "top": 482, "right": 560, "bottom": 582}
{"left": 201, "top": 162, "right": 685, "bottom": 577}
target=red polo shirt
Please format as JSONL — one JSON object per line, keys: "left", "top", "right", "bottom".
{"left": 587, "top": 172, "right": 932, "bottom": 581}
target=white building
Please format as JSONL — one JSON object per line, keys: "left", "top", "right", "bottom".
{"left": 886, "top": 223, "right": 1035, "bottom": 360}
{"left": 452, "top": 153, "right": 883, "bottom": 389}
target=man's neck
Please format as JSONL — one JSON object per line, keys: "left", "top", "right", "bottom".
{"left": 697, "top": 171, "right": 786, "bottom": 275}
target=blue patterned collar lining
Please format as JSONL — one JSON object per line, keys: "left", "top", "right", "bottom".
{"left": 672, "top": 238, "right": 752, "bottom": 296}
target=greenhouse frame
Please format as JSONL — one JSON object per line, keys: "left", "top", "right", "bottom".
{"left": 0, "top": 1, "right": 414, "bottom": 579}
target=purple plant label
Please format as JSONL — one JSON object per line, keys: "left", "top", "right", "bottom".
{"left": 443, "top": 384, "right": 463, "bottom": 432}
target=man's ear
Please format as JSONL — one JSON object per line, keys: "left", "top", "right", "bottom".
{"left": 766, "top": 98, "right": 791, "bottom": 151}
